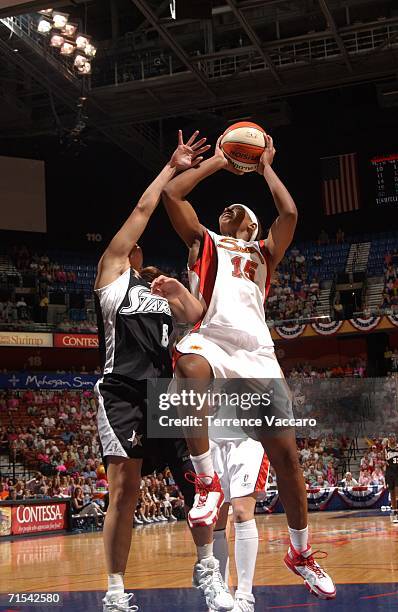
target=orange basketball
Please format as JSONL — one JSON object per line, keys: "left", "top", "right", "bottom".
{"left": 220, "top": 121, "right": 266, "bottom": 173}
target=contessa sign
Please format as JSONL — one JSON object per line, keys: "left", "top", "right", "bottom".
{"left": 0, "top": 332, "right": 53, "bottom": 347}
{"left": 54, "top": 334, "right": 99, "bottom": 348}
{"left": 7, "top": 502, "right": 68, "bottom": 536}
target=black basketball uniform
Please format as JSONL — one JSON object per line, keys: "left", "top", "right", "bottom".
{"left": 385, "top": 444, "right": 398, "bottom": 491}
{"left": 94, "top": 268, "right": 194, "bottom": 504}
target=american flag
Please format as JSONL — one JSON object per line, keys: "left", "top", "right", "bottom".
{"left": 321, "top": 153, "right": 360, "bottom": 215}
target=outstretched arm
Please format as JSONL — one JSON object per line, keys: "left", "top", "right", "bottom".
{"left": 162, "top": 134, "right": 242, "bottom": 248}
{"left": 259, "top": 135, "right": 298, "bottom": 270}
{"left": 151, "top": 275, "right": 204, "bottom": 324}
{"left": 96, "top": 131, "right": 209, "bottom": 288}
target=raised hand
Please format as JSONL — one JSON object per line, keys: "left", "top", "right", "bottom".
{"left": 169, "top": 130, "right": 211, "bottom": 171}
{"left": 257, "top": 134, "right": 276, "bottom": 174}
{"left": 151, "top": 275, "right": 185, "bottom": 300}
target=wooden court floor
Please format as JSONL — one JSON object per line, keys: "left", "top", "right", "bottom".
{"left": 1, "top": 510, "right": 398, "bottom": 610}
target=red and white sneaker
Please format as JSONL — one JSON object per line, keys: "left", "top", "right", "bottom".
{"left": 185, "top": 471, "right": 224, "bottom": 528}
{"left": 284, "top": 544, "right": 336, "bottom": 600}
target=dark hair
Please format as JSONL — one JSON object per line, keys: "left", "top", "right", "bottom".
{"left": 140, "top": 266, "right": 167, "bottom": 283}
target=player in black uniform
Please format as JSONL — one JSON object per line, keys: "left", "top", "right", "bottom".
{"left": 384, "top": 434, "right": 398, "bottom": 523}
{"left": 94, "top": 131, "right": 234, "bottom": 612}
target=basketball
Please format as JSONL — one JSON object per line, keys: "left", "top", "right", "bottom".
{"left": 220, "top": 121, "right": 266, "bottom": 173}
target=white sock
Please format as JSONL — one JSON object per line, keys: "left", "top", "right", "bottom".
{"left": 190, "top": 449, "right": 214, "bottom": 485}
{"left": 234, "top": 519, "right": 258, "bottom": 599}
{"left": 213, "top": 529, "right": 230, "bottom": 585}
{"left": 106, "top": 572, "right": 124, "bottom": 598}
{"left": 288, "top": 526, "right": 309, "bottom": 553}
{"left": 197, "top": 541, "right": 213, "bottom": 561}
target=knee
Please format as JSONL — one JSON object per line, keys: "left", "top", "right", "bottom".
{"left": 175, "top": 355, "right": 210, "bottom": 379}
{"left": 270, "top": 446, "right": 301, "bottom": 474}
{"left": 233, "top": 507, "right": 253, "bottom": 523}
{"left": 109, "top": 482, "right": 139, "bottom": 513}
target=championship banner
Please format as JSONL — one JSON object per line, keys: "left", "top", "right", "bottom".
{"left": 0, "top": 372, "right": 99, "bottom": 389}
{"left": 0, "top": 331, "right": 53, "bottom": 347}
{"left": 54, "top": 333, "right": 99, "bottom": 349}
{"left": 311, "top": 320, "right": 343, "bottom": 335}
{"left": 387, "top": 313, "right": 398, "bottom": 327}
{"left": 274, "top": 323, "right": 306, "bottom": 340}
{"left": 337, "top": 486, "right": 386, "bottom": 508}
{"left": 11, "top": 502, "right": 68, "bottom": 535}
{"left": 307, "top": 487, "right": 336, "bottom": 510}
{"left": 349, "top": 316, "right": 381, "bottom": 332}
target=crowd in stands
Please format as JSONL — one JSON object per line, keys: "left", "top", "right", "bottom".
{"left": 287, "top": 360, "right": 367, "bottom": 379}
{"left": 265, "top": 247, "right": 321, "bottom": 322}
{"left": 297, "top": 437, "right": 343, "bottom": 488}
{"left": 381, "top": 250, "right": 398, "bottom": 312}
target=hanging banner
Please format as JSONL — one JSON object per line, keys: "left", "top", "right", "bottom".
{"left": 307, "top": 487, "right": 336, "bottom": 510}
{"left": 337, "top": 486, "right": 386, "bottom": 508}
{"left": 387, "top": 313, "right": 398, "bottom": 327}
{"left": 311, "top": 320, "right": 344, "bottom": 335}
{"left": 274, "top": 323, "right": 306, "bottom": 340}
{"left": 349, "top": 316, "right": 381, "bottom": 332}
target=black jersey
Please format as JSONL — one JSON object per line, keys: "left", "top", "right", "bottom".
{"left": 94, "top": 268, "right": 173, "bottom": 380}
{"left": 385, "top": 445, "right": 398, "bottom": 469}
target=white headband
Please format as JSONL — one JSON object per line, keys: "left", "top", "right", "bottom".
{"left": 230, "top": 204, "right": 259, "bottom": 241}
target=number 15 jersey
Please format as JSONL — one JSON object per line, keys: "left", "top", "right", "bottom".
{"left": 189, "top": 229, "right": 273, "bottom": 348}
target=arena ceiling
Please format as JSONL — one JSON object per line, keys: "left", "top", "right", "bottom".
{"left": 0, "top": 0, "right": 397, "bottom": 171}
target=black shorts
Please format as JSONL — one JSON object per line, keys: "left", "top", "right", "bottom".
{"left": 95, "top": 374, "right": 195, "bottom": 507}
{"left": 385, "top": 467, "right": 398, "bottom": 491}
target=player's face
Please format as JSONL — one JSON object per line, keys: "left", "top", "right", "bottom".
{"left": 219, "top": 205, "right": 249, "bottom": 237}
{"left": 129, "top": 244, "right": 143, "bottom": 271}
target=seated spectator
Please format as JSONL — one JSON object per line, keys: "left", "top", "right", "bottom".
{"left": 340, "top": 472, "right": 358, "bottom": 487}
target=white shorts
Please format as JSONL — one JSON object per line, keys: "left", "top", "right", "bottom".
{"left": 175, "top": 329, "right": 283, "bottom": 379}
{"left": 210, "top": 437, "right": 269, "bottom": 503}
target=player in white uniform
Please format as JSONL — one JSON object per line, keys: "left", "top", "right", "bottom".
{"left": 210, "top": 402, "right": 269, "bottom": 612}
{"left": 163, "top": 132, "right": 336, "bottom": 603}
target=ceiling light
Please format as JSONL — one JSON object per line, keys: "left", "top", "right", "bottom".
{"left": 60, "top": 40, "right": 76, "bottom": 56}
{"left": 37, "top": 18, "right": 51, "bottom": 34}
{"left": 61, "top": 23, "right": 78, "bottom": 37}
{"left": 50, "top": 34, "right": 64, "bottom": 48}
{"left": 52, "top": 11, "right": 69, "bottom": 29}
{"left": 76, "top": 34, "right": 90, "bottom": 50}
{"left": 84, "top": 43, "right": 97, "bottom": 58}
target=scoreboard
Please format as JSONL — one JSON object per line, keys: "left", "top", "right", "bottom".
{"left": 371, "top": 153, "right": 398, "bottom": 205}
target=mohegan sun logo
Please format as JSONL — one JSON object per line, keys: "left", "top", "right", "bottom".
{"left": 119, "top": 285, "right": 171, "bottom": 316}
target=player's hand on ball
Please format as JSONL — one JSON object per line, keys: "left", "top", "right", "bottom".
{"left": 215, "top": 135, "right": 244, "bottom": 175}
{"left": 257, "top": 134, "right": 276, "bottom": 174}
{"left": 170, "top": 130, "right": 211, "bottom": 171}
{"left": 151, "top": 275, "right": 185, "bottom": 299}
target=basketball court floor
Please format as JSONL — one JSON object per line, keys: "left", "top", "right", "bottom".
{"left": 1, "top": 510, "right": 397, "bottom": 611}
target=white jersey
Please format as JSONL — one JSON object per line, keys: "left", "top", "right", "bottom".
{"left": 189, "top": 229, "right": 273, "bottom": 348}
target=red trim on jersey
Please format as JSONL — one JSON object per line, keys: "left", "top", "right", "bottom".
{"left": 258, "top": 239, "right": 271, "bottom": 303}
{"left": 254, "top": 451, "right": 270, "bottom": 493}
{"left": 172, "top": 347, "right": 184, "bottom": 371}
{"left": 191, "top": 230, "right": 218, "bottom": 332}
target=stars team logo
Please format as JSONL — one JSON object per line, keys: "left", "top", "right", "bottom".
{"left": 127, "top": 431, "right": 143, "bottom": 448}
{"left": 120, "top": 285, "right": 171, "bottom": 316}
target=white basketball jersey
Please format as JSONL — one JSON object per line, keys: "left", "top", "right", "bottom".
{"left": 189, "top": 229, "right": 273, "bottom": 347}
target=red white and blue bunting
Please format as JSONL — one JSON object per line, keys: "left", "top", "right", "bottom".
{"left": 307, "top": 487, "right": 336, "bottom": 510}
{"left": 387, "top": 313, "right": 398, "bottom": 328}
{"left": 349, "top": 316, "right": 381, "bottom": 331}
{"left": 337, "top": 486, "right": 386, "bottom": 508}
{"left": 311, "top": 320, "right": 344, "bottom": 335}
{"left": 274, "top": 323, "right": 306, "bottom": 340}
